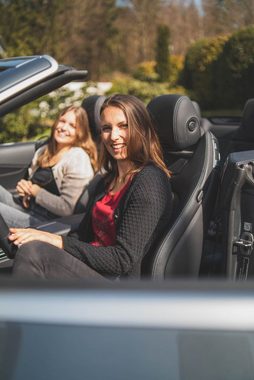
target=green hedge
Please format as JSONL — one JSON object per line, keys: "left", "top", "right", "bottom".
{"left": 214, "top": 26, "right": 254, "bottom": 108}
{"left": 107, "top": 75, "right": 187, "bottom": 104}
{"left": 0, "top": 85, "right": 88, "bottom": 143}
{"left": 182, "top": 35, "right": 228, "bottom": 108}
{"left": 133, "top": 55, "right": 184, "bottom": 87}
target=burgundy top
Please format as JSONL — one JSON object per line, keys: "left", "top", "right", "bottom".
{"left": 91, "top": 180, "right": 131, "bottom": 247}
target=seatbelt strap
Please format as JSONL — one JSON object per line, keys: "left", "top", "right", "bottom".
{"left": 233, "top": 231, "right": 254, "bottom": 280}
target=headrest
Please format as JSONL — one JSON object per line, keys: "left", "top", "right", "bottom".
{"left": 234, "top": 98, "right": 254, "bottom": 141}
{"left": 147, "top": 94, "right": 202, "bottom": 150}
{"left": 192, "top": 100, "right": 201, "bottom": 118}
{"left": 81, "top": 95, "right": 106, "bottom": 141}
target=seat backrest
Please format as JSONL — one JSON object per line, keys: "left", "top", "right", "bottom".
{"left": 142, "top": 94, "right": 219, "bottom": 279}
{"left": 73, "top": 95, "right": 106, "bottom": 213}
{"left": 81, "top": 95, "right": 106, "bottom": 143}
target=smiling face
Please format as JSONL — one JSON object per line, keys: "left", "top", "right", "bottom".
{"left": 100, "top": 106, "right": 130, "bottom": 162}
{"left": 53, "top": 110, "right": 78, "bottom": 149}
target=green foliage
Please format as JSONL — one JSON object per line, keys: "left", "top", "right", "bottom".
{"left": 0, "top": 101, "right": 50, "bottom": 143}
{"left": 169, "top": 55, "right": 184, "bottom": 87}
{"left": 182, "top": 35, "right": 228, "bottom": 108}
{"left": 133, "top": 55, "right": 184, "bottom": 87}
{"left": 155, "top": 25, "right": 170, "bottom": 82}
{"left": 0, "top": 84, "right": 88, "bottom": 143}
{"left": 107, "top": 74, "right": 187, "bottom": 104}
{"left": 133, "top": 61, "right": 158, "bottom": 82}
{"left": 215, "top": 26, "right": 254, "bottom": 108}
{"left": 0, "top": 0, "right": 63, "bottom": 57}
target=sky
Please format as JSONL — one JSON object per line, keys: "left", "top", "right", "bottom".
{"left": 118, "top": 0, "right": 202, "bottom": 10}
{"left": 195, "top": 0, "right": 202, "bottom": 9}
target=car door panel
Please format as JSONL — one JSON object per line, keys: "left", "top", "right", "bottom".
{"left": 0, "top": 142, "right": 35, "bottom": 190}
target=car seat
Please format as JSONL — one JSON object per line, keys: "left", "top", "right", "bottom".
{"left": 141, "top": 94, "right": 219, "bottom": 279}
{"left": 81, "top": 95, "right": 106, "bottom": 143}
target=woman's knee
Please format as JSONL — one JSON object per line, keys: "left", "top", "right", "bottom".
{"left": 14, "top": 241, "right": 46, "bottom": 266}
{"left": 0, "top": 185, "right": 12, "bottom": 203}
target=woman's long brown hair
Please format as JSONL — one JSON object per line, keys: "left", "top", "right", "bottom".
{"left": 37, "top": 106, "right": 98, "bottom": 171}
{"left": 99, "top": 94, "right": 170, "bottom": 178}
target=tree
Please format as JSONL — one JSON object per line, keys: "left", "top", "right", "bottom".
{"left": 215, "top": 26, "right": 254, "bottom": 108}
{"left": 159, "top": 0, "right": 202, "bottom": 55}
{"left": 202, "top": 0, "right": 254, "bottom": 36}
{"left": 182, "top": 35, "right": 228, "bottom": 108}
{"left": 0, "top": 0, "right": 63, "bottom": 57}
{"left": 56, "top": 0, "right": 118, "bottom": 79}
{"left": 155, "top": 25, "right": 170, "bottom": 82}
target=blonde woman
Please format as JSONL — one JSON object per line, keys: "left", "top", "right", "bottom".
{"left": 0, "top": 105, "right": 97, "bottom": 227}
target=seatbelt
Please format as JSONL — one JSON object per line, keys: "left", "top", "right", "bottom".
{"left": 233, "top": 231, "right": 254, "bottom": 280}
{"left": 233, "top": 163, "right": 254, "bottom": 280}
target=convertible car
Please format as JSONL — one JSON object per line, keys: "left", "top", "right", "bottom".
{"left": 1, "top": 55, "right": 254, "bottom": 380}
{"left": 0, "top": 55, "right": 253, "bottom": 281}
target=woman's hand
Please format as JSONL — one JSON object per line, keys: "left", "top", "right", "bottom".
{"left": 16, "top": 180, "right": 41, "bottom": 198}
{"left": 22, "top": 195, "right": 31, "bottom": 209}
{"left": 8, "top": 228, "right": 63, "bottom": 249}
{"left": 16, "top": 179, "right": 33, "bottom": 197}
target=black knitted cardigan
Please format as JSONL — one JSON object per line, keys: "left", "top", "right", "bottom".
{"left": 62, "top": 164, "right": 172, "bottom": 278}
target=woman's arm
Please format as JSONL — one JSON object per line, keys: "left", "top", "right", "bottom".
{"left": 62, "top": 166, "right": 172, "bottom": 277}
{"left": 34, "top": 149, "right": 94, "bottom": 216}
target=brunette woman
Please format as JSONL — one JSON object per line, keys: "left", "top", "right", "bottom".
{"left": 10, "top": 94, "right": 172, "bottom": 279}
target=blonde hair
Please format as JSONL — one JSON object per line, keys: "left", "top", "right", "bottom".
{"left": 37, "top": 106, "right": 98, "bottom": 171}
{"left": 99, "top": 94, "right": 170, "bottom": 178}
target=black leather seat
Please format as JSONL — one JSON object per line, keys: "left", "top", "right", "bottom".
{"left": 81, "top": 95, "right": 105, "bottom": 143}
{"left": 142, "top": 94, "right": 219, "bottom": 279}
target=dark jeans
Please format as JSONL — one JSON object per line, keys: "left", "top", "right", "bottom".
{"left": 0, "top": 185, "right": 58, "bottom": 228}
{"left": 12, "top": 241, "right": 107, "bottom": 280}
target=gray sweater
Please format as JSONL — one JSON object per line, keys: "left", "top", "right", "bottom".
{"left": 28, "top": 146, "right": 94, "bottom": 216}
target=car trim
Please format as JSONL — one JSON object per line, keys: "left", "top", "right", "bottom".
{"left": 0, "top": 286, "right": 254, "bottom": 330}
{"left": 0, "top": 69, "right": 88, "bottom": 116}
{"left": 0, "top": 55, "right": 58, "bottom": 103}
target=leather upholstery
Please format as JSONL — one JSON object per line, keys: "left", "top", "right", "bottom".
{"left": 81, "top": 95, "right": 106, "bottom": 142}
{"left": 148, "top": 94, "right": 202, "bottom": 150}
{"left": 143, "top": 94, "right": 219, "bottom": 278}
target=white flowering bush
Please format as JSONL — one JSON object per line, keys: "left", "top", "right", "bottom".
{"left": 0, "top": 81, "right": 112, "bottom": 143}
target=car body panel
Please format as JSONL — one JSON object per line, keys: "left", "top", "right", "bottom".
{"left": 1, "top": 280, "right": 254, "bottom": 380}
{"left": 0, "top": 142, "right": 35, "bottom": 190}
